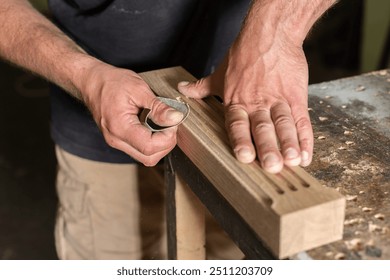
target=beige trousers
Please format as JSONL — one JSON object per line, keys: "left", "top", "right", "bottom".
{"left": 54, "top": 146, "right": 243, "bottom": 260}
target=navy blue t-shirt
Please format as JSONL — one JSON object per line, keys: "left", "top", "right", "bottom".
{"left": 48, "top": 0, "right": 250, "bottom": 163}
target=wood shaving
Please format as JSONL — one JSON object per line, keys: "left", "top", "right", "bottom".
{"left": 355, "top": 85, "right": 366, "bottom": 92}
{"left": 325, "top": 251, "right": 333, "bottom": 258}
{"left": 345, "top": 238, "right": 363, "bottom": 251}
{"left": 344, "top": 218, "right": 364, "bottom": 226}
{"left": 308, "top": 107, "right": 313, "bottom": 111}
{"left": 344, "top": 130, "right": 353, "bottom": 135}
{"left": 346, "top": 195, "right": 358, "bottom": 201}
{"left": 374, "top": 213, "right": 385, "bottom": 220}
{"left": 359, "top": 191, "right": 365, "bottom": 194}
{"left": 368, "top": 222, "right": 381, "bottom": 232}
{"left": 362, "top": 207, "right": 373, "bottom": 212}
{"left": 338, "top": 146, "right": 346, "bottom": 150}
{"left": 317, "top": 136, "right": 326, "bottom": 140}
{"left": 319, "top": 116, "right": 329, "bottom": 121}
{"left": 345, "top": 141, "right": 355, "bottom": 145}
{"left": 334, "top": 253, "right": 345, "bottom": 260}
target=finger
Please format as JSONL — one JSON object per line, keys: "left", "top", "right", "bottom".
{"left": 225, "top": 106, "right": 256, "bottom": 163}
{"left": 293, "top": 104, "right": 313, "bottom": 167}
{"left": 148, "top": 98, "right": 184, "bottom": 127}
{"left": 271, "top": 102, "right": 301, "bottom": 166}
{"left": 250, "top": 109, "right": 284, "bottom": 173}
{"left": 103, "top": 116, "right": 178, "bottom": 158}
{"left": 177, "top": 77, "right": 214, "bottom": 99}
{"left": 109, "top": 135, "right": 176, "bottom": 166}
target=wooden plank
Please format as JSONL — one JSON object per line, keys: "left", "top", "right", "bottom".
{"left": 141, "top": 67, "right": 346, "bottom": 258}
{"left": 169, "top": 148, "right": 276, "bottom": 259}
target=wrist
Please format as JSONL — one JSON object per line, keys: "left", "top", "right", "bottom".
{"left": 66, "top": 54, "right": 108, "bottom": 104}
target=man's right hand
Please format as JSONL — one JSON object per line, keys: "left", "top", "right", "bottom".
{"left": 80, "top": 62, "right": 183, "bottom": 166}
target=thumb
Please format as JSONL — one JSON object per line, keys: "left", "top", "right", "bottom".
{"left": 177, "top": 77, "right": 214, "bottom": 99}
{"left": 148, "top": 98, "right": 184, "bottom": 127}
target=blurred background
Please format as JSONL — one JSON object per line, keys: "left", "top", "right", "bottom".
{"left": 0, "top": 0, "right": 389, "bottom": 259}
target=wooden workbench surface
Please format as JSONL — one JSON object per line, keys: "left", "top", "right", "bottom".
{"left": 300, "top": 69, "right": 390, "bottom": 260}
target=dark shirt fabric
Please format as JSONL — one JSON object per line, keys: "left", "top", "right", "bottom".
{"left": 48, "top": 0, "right": 250, "bottom": 163}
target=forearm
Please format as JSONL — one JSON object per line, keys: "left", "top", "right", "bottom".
{"left": 0, "top": 0, "right": 100, "bottom": 100}
{"left": 235, "top": 0, "right": 337, "bottom": 54}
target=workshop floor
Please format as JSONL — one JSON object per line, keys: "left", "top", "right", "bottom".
{"left": 1, "top": 0, "right": 384, "bottom": 260}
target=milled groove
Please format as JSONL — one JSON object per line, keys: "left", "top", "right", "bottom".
{"left": 285, "top": 166, "right": 311, "bottom": 188}
{"left": 261, "top": 171, "right": 285, "bottom": 195}
{"left": 277, "top": 172, "right": 298, "bottom": 191}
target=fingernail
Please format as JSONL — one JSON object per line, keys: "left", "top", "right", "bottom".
{"left": 166, "top": 109, "right": 184, "bottom": 123}
{"left": 236, "top": 147, "right": 255, "bottom": 163}
{"left": 301, "top": 151, "right": 310, "bottom": 166}
{"left": 178, "top": 81, "right": 190, "bottom": 87}
{"left": 263, "top": 153, "right": 279, "bottom": 167}
{"left": 285, "top": 148, "right": 299, "bottom": 160}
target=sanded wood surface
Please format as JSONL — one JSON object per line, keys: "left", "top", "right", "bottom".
{"left": 141, "top": 67, "right": 345, "bottom": 258}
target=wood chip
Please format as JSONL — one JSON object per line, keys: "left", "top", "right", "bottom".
{"left": 341, "top": 105, "right": 347, "bottom": 109}
{"left": 338, "top": 146, "right": 346, "bottom": 150}
{"left": 368, "top": 223, "right": 381, "bottom": 232}
{"left": 334, "top": 253, "right": 345, "bottom": 260}
{"left": 317, "top": 136, "right": 326, "bottom": 140}
{"left": 345, "top": 141, "right": 355, "bottom": 145}
{"left": 374, "top": 213, "right": 385, "bottom": 220}
{"left": 378, "top": 70, "right": 387, "bottom": 76}
{"left": 344, "top": 130, "right": 353, "bottom": 135}
{"left": 345, "top": 238, "right": 364, "bottom": 251}
{"left": 344, "top": 218, "right": 364, "bottom": 226}
{"left": 325, "top": 95, "right": 332, "bottom": 99}
{"left": 319, "top": 116, "right": 329, "bottom": 121}
{"left": 362, "top": 207, "right": 373, "bottom": 212}
{"left": 355, "top": 85, "right": 366, "bottom": 92}
{"left": 346, "top": 195, "right": 358, "bottom": 201}
{"left": 319, "top": 100, "right": 324, "bottom": 104}
{"left": 359, "top": 191, "right": 365, "bottom": 194}
{"left": 325, "top": 251, "right": 333, "bottom": 258}
{"left": 308, "top": 107, "right": 313, "bottom": 111}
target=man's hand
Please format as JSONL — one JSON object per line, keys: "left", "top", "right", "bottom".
{"left": 179, "top": 43, "right": 312, "bottom": 173}
{"left": 178, "top": 0, "right": 336, "bottom": 173}
{"left": 81, "top": 63, "right": 183, "bottom": 166}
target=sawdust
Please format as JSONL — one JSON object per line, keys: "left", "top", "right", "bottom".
{"left": 342, "top": 160, "right": 384, "bottom": 176}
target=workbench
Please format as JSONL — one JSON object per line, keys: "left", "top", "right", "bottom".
{"left": 147, "top": 69, "right": 390, "bottom": 260}
{"left": 296, "top": 69, "right": 390, "bottom": 259}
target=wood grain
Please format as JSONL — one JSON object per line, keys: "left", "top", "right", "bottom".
{"left": 141, "top": 67, "right": 346, "bottom": 258}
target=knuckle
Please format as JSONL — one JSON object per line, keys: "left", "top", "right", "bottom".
{"left": 295, "top": 117, "right": 312, "bottom": 130}
{"left": 253, "top": 122, "right": 273, "bottom": 134}
{"left": 140, "top": 142, "right": 155, "bottom": 156}
{"left": 226, "top": 118, "right": 247, "bottom": 131}
{"left": 273, "top": 114, "right": 292, "bottom": 127}
{"left": 143, "top": 157, "right": 159, "bottom": 167}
